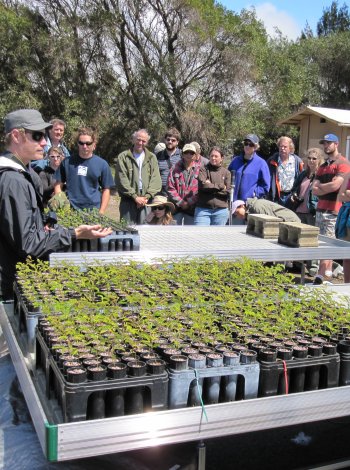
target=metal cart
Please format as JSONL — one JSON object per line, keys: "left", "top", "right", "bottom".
{"left": 2, "top": 226, "right": 350, "bottom": 464}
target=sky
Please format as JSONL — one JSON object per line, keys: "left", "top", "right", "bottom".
{"left": 218, "top": 1, "right": 335, "bottom": 40}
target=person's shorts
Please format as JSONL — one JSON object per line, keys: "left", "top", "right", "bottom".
{"left": 315, "top": 211, "right": 337, "bottom": 238}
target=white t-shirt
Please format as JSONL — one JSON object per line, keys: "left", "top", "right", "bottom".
{"left": 133, "top": 151, "right": 145, "bottom": 192}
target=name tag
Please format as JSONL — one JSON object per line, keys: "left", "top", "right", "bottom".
{"left": 77, "top": 165, "right": 88, "bottom": 176}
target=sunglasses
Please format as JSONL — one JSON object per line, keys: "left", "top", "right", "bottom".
{"left": 25, "top": 130, "right": 46, "bottom": 142}
{"left": 152, "top": 205, "right": 166, "bottom": 211}
{"left": 243, "top": 141, "right": 255, "bottom": 147}
{"left": 307, "top": 157, "right": 318, "bottom": 161}
{"left": 78, "top": 140, "right": 93, "bottom": 146}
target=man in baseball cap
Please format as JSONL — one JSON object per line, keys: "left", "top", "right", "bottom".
{"left": 0, "top": 109, "right": 112, "bottom": 300}
{"left": 4, "top": 109, "right": 52, "bottom": 133}
{"left": 319, "top": 133, "right": 339, "bottom": 144}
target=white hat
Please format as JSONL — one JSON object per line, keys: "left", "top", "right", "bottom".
{"left": 231, "top": 200, "right": 245, "bottom": 214}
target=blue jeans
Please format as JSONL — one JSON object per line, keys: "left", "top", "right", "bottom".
{"left": 194, "top": 207, "right": 229, "bottom": 226}
{"left": 173, "top": 211, "right": 194, "bottom": 225}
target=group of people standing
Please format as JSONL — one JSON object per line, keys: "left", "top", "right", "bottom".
{"left": 115, "top": 128, "right": 232, "bottom": 226}
{"left": 18, "top": 112, "right": 350, "bottom": 284}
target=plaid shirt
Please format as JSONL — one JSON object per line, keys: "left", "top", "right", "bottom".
{"left": 167, "top": 159, "right": 201, "bottom": 209}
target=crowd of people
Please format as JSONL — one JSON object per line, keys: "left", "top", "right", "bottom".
{"left": 1, "top": 108, "right": 350, "bottom": 296}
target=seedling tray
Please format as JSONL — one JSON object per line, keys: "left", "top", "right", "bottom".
{"left": 35, "top": 331, "right": 168, "bottom": 423}
{"left": 69, "top": 231, "right": 140, "bottom": 252}
{"left": 258, "top": 353, "right": 340, "bottom": 397}
{"left": 168, "top": 362, "right": 260, "bottom": 409}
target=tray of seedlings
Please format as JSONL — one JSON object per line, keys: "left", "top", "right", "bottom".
{"left": 9, "top": 256, "right": 350, "bottom": 424}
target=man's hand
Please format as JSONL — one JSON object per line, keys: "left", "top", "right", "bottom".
{"left": 74, "top": 225, "right": 113, "bottom": 239}
{"left": 135, "top": 196, "right": 148, "bottom": 208}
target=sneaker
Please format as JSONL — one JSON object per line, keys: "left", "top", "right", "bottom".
{"left": 308, "top": 267, "right": 318, "bottom": 277}
{"left": 313, "top": 276, "right": 323, "bottom": 285}
{"left": 313, "top": 275, "right": 333, "bottom": 285}
{"left": 333, "top": 265, "right": 344, "bottom": 278}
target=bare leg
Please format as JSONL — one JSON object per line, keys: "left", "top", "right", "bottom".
{"left": 318, "top": 259, "right": 333, "bottom": 277}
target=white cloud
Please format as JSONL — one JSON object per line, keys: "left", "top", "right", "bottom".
{"left": 249, "top": 3, "right": 302, "bottom": 40}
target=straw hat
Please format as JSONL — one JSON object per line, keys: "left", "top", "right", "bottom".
{"left": 146, "top": 195, "right": 175, "bottom": 213}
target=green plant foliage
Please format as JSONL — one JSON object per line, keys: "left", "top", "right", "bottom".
{"left": 15, "top": 257, "right": 350, "bottom": 354}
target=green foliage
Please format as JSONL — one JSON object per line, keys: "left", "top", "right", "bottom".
{"left": 317, "top": 1, "right": 350, "bottom": 36}
{"left": 16, "top": 256, "right": 350, "bottom": 353}
{"left": 0, "top": 0, "right": 349, "bottom": 158}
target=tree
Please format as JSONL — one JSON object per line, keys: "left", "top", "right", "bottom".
{"left": 317, "top": 1, "right": 350, "bottom": 36}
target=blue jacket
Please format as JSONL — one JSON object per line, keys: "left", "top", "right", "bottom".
{"left": 335, "top": 202, "right": 350, "bottom": 239}
{"left": 228, "top": 153, "right": 270, "bottom": 201}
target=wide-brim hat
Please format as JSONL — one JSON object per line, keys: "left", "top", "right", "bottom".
{"left": 4, "top": 109, "right": 52, "bottom": 133}
{"left": 146, "top": 195, "right": 175, "bottom": 213}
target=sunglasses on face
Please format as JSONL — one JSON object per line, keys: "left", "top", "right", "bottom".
{"left": 25, "top": 130, "right": 46, "bottom": 142}
{"left": 243, "top": 141, "right": 255, "bottom": 147}
{"left": 152, "top": 205, "right": 165, "bottom": 211}
{"left": 78, "top": 140, "right": 93, "bottom": 146}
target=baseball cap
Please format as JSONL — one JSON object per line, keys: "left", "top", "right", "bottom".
{"left": 243, "top": 134, "right": 259, "bottom": 145}
{"left": 319, "top": 134, "right": 339, "bottom": 144}
{"left": 182, "top": 143, "right": 196, "bottom": 154}
{"left": 231, "top": 200, "right": 245, "bottom": 215}
{"left": 4, "top": 109, "right": 52, "bottom": 133}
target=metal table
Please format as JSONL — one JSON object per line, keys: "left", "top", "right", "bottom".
{"left": 50, "top": 226, "right": 350, "bottom": 271}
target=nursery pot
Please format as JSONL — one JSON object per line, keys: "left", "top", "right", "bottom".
{"left": 258, "top": 348, "right": 277, "bottom": 363}
{"left": 125, "top": 361, "right": 147, "bottom": 415}
{"left": 204, "top": 353, "right": 223, "bottom": 405}
{"left": 239, "top": 349, "right": 257, "bottom": 364}
{"left": 66, "top": 367, "right": 87, "bottom": 384}
{"left": 169, "top": 354, "right": 189, "bottom": 371}
{"left": 86, "top": 365, "right": 107, "bottom": 420}
{"left": 187, "top": 354, "right": 206, "bottom": 407}
{"left": 146, "top": 359, "right": 166, "bottom": 375}
{"left": 106, "top": 363, "right": 127, "bottom": 418}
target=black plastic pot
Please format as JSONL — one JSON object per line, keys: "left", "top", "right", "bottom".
{"left": 204, "top": 353, "right": 223, "bottom": 405}
{"left": 66, "top": 367, "right": 87, "bottom": 384}
{"left": 125, "top": 361, "right": 147, "bottom": 415}
{"left": 105, "top": 363, "right": 127, "bottom": 418}
{"left": 187, "top": 354, "right": 206, "bottom": 407}
{"left": 86, "top": 365, "right": 107, "bottom": 420}
{"left": 169, "top": 354, "right": 189, "bottom": 371}
{"left": 239, "top": 349, "right": 257, "bottom": 364}
{"left": 146, "top": 359, "right": 166, "bottom": 375}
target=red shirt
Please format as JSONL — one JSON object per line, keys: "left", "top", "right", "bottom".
{"left": 315, "top": 156, "right": 350, "bottom": 213}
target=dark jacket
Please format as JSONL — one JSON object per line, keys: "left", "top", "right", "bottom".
{"left": 35, "top": 165, "right": 56, "bottom": 207}
{"left": 0, "top": 154, "right": 72, "bottom": 299}
{"left": 290, "top": 170, "right": 318, "bottom": 215}
{"left": 267, "top": 152, "right": 303, "bottom": 202}
{"left": 197, "top": 163, "right": 231, "bottom": 209}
